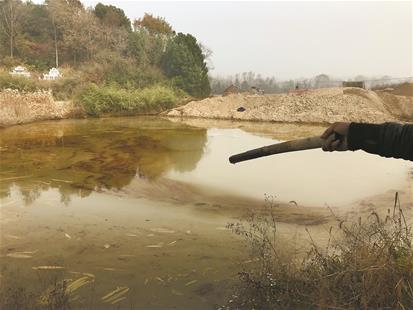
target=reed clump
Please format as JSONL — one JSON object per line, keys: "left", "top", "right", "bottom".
{"left": 223, "top": 193, "right": 413, "bottom": 310}
{"left": 0, "top": 89, "right": 78, "bottom": 127}
{"left": 76, "top": 83, "right": 183, "bottom": 116}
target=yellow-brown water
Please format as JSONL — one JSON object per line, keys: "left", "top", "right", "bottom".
{"left": 0, "top": 116, "right": 411, "bottom": 309}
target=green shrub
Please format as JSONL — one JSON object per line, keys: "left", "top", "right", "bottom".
{"left": 42, "top": 76, "right": 83, "bottom": 100}
{"left": 76, "top": 83, "right": 183, "bottom": 116}
{"left": 81, "top": 52, "right": 167, "bottom": 89}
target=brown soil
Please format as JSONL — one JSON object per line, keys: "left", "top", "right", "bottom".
{"left": 392, "top": 82, "right": 413, "bottom": 97}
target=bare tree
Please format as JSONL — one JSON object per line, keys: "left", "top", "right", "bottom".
{"left": 47, "top": 0, "right": 103, "bottom": 66}
{"left": 51, "top": 13, "right": 59, "bottom": 67}
{"left": 0, "top": 0, "right": 19, "bottom": 58}
{"left": 199, "top": 42, "right": 214, "bottom": 70}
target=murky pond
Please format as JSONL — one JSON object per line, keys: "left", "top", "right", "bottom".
{"left": 0, "top": 116, "right": 411, "bottom": 309}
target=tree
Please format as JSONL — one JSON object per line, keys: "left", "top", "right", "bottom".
{"left": 314, "top": 74, "right": 330, "bottom": 88}
{"left": 210, "top": 73, "right": 284, "bottom": 94}
{"left": 198, "top": 42, "right": 213, "bottom": 70}
{"left": 94, "top": 3, "right": 131, "bottom": 31}
{"left": 17, "top": 2, "right": 55, "bottom": 67}
{"left": 134, "top": 13, "right": 173, "bottom": 35}
{"left": 0, "top": 0, "right": 20, "bottom": 58}
{"left": 240, "top": 80, "right": 249, "bottom": 91}
{"left": 51, "top": 12, "right": 58, "bottom": 67}
{"left": 247, "top": 72, "right": 255, "bottom": 85}
{"left": 128, "top": 14, "right": 174, "bottom": 68}
{"left": 128, "top": 29, "right": 150, "bottom": 66}
{"left": 47, "top": 0, "right": 103, "bottom": 65}
{"left": 128, "top": 28, "right": 167, "bottom": 67}
{"left": 162, "top": 33, "right": 210, "bottom": 98}
{"left": 234, "top": 75, "right": 240, "bottom": 88}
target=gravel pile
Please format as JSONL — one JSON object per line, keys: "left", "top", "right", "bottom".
{"left": 167, "top": 88, "right": 398, "bottom": 124}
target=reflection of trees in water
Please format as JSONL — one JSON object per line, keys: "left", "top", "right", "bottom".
{"left": 20, "top": 187, "right": 42, "bottom": 205}
{"left": 0, "top": 118, "right": 207, "bottom": 205}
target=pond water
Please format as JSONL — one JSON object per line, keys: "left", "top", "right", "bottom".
{"left": 0, "top": 116, "right": 411, "bottom": 309}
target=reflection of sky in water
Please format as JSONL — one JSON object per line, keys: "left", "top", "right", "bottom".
{"left": 166, "top": 128, "right": 412, "bottom": 206}
{"left": 0, "top": 117, "right": 411, "bottom": 207}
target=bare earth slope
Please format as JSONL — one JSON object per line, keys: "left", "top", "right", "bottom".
{"left": 168, "top": 87, "right": 413, "bottom": 124}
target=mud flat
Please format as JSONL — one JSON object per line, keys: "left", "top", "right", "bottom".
{"left": 167, "top": 86, "right": 413, "bottom": 124}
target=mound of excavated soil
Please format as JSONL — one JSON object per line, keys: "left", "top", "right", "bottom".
{"left": 376, "top": 90, "right": 413, "bottom": 121}
{"left": 167, "top": 87, "right": 398, "bottom": 124}
{"left": 391, "top": 82, "right": 413, "bottom": 97}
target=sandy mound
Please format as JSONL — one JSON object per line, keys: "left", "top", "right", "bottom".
{"left": 168, "top": 87, "right": 397, "bottom": 124}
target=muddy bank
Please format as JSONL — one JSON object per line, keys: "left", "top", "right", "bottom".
{"left": 0, "top": 89, "right": 81, "bottom": 127}
{"left": 167, "top": 86, "right": 413, "bottom": 124}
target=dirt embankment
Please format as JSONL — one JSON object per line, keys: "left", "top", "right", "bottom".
{"left": 167, "top": 84, "right": 413, "bottom": 124}
{"left": 0, "top": 89, "right": 81, "bottom": 127}
{"left": 374, "top": 83, "right": 413, "bottom": 121}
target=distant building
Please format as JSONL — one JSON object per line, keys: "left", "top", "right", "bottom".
{"left": 342, "top": 81, "right": 365, "bottom": 89}
{"left": 42, "top": 68, "right": 61, "bottom": 80}
{"left": 10, "top": 66, "right": 31, "bottom": 78}
{"left": 223, "top": 84, "right": 240, "bottom": 96}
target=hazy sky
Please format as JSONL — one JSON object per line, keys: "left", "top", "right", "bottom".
{"left": 53, "top": 1, "right": 413, "bottom": 78}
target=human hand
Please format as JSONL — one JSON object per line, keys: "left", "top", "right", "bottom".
{"left": 320, "top": 122, "right": 350, "bottom": 152}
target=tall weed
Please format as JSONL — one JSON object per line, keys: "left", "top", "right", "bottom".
{"left": 223, "top": 193, "right": 413, "bottom": 310}
{"left": 77, "top": 83, "right": 183, "bottom": 116}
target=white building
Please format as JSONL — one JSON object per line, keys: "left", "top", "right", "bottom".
{"left": 42, "top": 67, "right": 61, "bottom": 80}
{"left": 10, "top": 66, "right": 31, "bottom": 78}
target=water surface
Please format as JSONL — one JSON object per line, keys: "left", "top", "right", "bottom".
{"left": 0, "top": 116, "right": 411, "bottom": 309}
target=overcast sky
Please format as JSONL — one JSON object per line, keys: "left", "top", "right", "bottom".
{"left": 46, "top": 1, "right": 413, "bottom": 79}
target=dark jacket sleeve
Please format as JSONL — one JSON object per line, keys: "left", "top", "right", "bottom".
{"left": 348, "top": 122, "right": 413, "bottom": 161}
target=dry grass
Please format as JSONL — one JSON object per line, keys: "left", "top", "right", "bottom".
{"left": 0, "top": 280, "right": 70, "bottom": 310}
{"left": 0, "top": 89, "right": 79, "bottom": 127}
{"left": 222, "top": 193, "right": 413, "bottom": 310}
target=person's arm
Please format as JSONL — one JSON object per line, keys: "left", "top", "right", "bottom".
{"left": 321, "top": 122, "right": 413, "bottom": 161}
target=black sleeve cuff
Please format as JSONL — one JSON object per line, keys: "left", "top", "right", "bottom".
{"left": 348, "top": 122, "right": 381, "bottom": 151}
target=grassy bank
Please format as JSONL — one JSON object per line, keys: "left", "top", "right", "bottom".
{"left": 222, "top": 194, "right": 413, "bottom": 309}
{"left": 0, "top": 68, "right": 186, "bottom": 126}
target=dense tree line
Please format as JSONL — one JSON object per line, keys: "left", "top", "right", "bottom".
{"left": 0, "top": 0, "right": 210, "bottom": 98}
